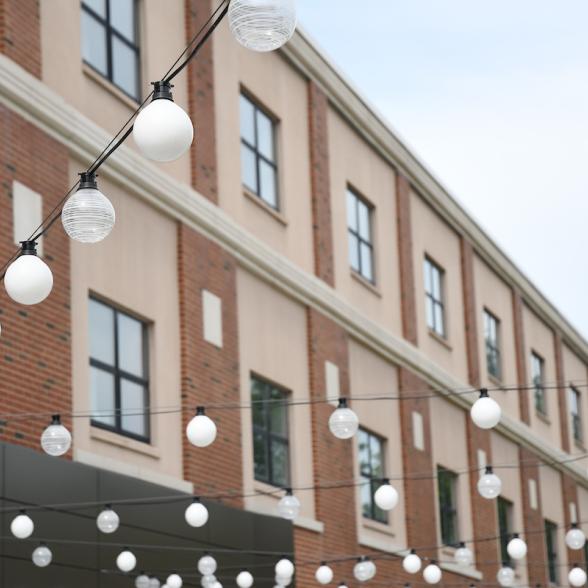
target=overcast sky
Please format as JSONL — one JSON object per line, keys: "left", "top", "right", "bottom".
{"left": 296, "top": 0, "right": 588, "bottom": 339}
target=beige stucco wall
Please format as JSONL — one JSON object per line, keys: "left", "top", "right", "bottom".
{"left": 213, "top": 22, "right": 314, "bottom": 274}
{"left": 539, "top": 465, "right": 567, "bottom": 576}
{"left": 523, "top": 305, "right": 561, "bottom": 448}
{"left": 348, "top": 339, "right": 406, "bottom": 552}
{"left": 236, "top": 269, "right": 317, "bottom": 526}
{"left": 473, "top": 254, "right": 519, "bottom": 420}
{"left": 69, "top": 160, "right": 186, "bottom": 489}
{"left": 577, "top": 486, "right": 588, "bottom": 545}
{"left": 563, "top": 344, "right": 588, "bottom": 454}
{"left": 39, "top": 0, "right": 191, "bottom": 185}
{"left": 411, "top": 194, "right": 469, "bottom": 382}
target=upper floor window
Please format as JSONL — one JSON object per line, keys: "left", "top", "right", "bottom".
{"left": 531, "top": 351, "right": 546, "bottom": 415}
{"left": 81, "top": 0, "right": 140, "bottom": 101}
{"left": 240, "top": 93, "right": 279, "bottom": 209}
{"left": 484, "top": 309, "right": 501, "bottom": 380}
{"left": 570, "top": 386, "right": 583, "bottom": 444}
{"left": 358, "top": 428, "right": 387, "bottom": 524}
{"left": 437, "top": 466, "right": 458, "bottom": 546}
{"left": 251, "top": 375, "right": 289, "bottom": 487}
{"left": 497, "top": 497, "right": 513, "bottom": 567}
{"left": 89, "top": 297, "right": 149, "bottom": 441}
{"left": 347, "top": 188, "right": 374, "bottom": 283}
{"left": 424, "top": 257, "right": 446, "bottom": 338}
{"left": 545, "top": 519, "right": 558, "bottom": 584}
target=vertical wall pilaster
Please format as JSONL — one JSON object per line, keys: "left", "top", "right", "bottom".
{"left": 512, "top": 289, "right": 530, "bottom": 424}
{"left": 554, "top": 332, "right": 571, "bottom": 452}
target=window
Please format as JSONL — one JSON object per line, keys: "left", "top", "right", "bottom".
{"left": 251, "top": 376, "right": 289, "bottom": 487}
{"left": 545, "top": 519, "right": 558, "bottom": 583}
{"left": 89, "top": 298, "right": 149, "bottom": 441}
{"left": 81, "top": 0, "right": 140, "bottom": 100}
{"left": 240, "top": 93, "right": 279, "bottom": 209}
{"left": 570, "top": 386, "right": 583, "bottom": 443}
{"left": 358, "top": 429, "right": 387, "bottom": 524}
{"left": 347, "top": 188, "right": 374, "bottom": 283}
{"left": 424, "top": 257, "right": 446, "bottom": 337}
{"left": 437, "top": 466, "right": 458, "bottom": 546}
{"left": 484, "top": 310, "right": 501, "bottom": 380}
{"left": 531, "top": 352, "right": 546, "bottom": 415}
{"left": 497, "top": 497, "right": 513, "bottom": 566}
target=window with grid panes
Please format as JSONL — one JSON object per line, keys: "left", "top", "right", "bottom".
{"left": 497, "top": 497, "right": 513, "bottom": 566}
{"left": 570, "top": 386, "right": 583, "bottom": 443}
{"left": 424, "top": 257, "right": 446, "bottom": 337}
{"left": 437, "top": 466, "right": 459, "bottom": 545}
{"left": 484, "top": 309, "right": 501, "bottom": 380}
{"left": 358, "top": 428, "right": 387, "bottom": 523}
{"left": 347, "top": 188, "right": 374, "bottom": 283}
{"left": 544, "top": 519, "right": 558, "bottom": 583}
{"left": 531, "top": 352, "right": 546, "bottom": 415}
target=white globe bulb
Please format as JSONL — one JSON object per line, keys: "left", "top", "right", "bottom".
{"left": 117, "top": 549, "right": 137, "bottom": 573}
{"left": 496, "top": 566, "right": 515, "bottom": 587}
{"left": 136, "top": 574, "right": 151, "bottom": 588}
{"left": 569, "top": 567, "right": 588, "bottom": 587}
{"left": 97, "top": 507, "right": 120, "bottom": 533}
{"left": 149, "top": 578, "right": 161, "bottom": 588}
{"left": 276, "top": 574, "right": 292, "bottom": 586}
{"left": 201, "top": 576, "right": 217, "bottom": 588}
{"left": 62, "top": 187, "right": 115, "bottom": 243}
{"left": 212, "top": 583, "right": 222, "bottom": 588}
{"left": 275, "top": 558, "right": 295, "bottom": 578}
{"left": 567, "top": 526, "right": 587, "bottom": 550}
{"left": 236, "top": 571, "right": 254, "bottom": 588}
{"left": 11, "top": 512, "right": 34, "bottom": 539}
{"left": 40, "top": 415, "right": 71, "bottom": 457}
{"left": 365, "top": 560, "right": 376, "bottom": 580}
{"left": 403, "top": 552, "right": 422, "bottom": 574}
{"left": 277, "top": 491, "right": 300, "bottom": 520}
{"left": 353, "top": 559, "right": 372, "bottom": 582}
{"left": 5, "top": 247, "right": 53, "bottom": 305}
{"left": 315, "top": 564, "right": 333, "bottom": 584}
{"left": 338, "top": 584, "right": 349, "bottom": 588}
{"left": 167, "top": 574, "right": 183, "bottom": 588}
{"left": 470, "top": 391, "right": 501, "bottom": 429}
{"left": 186, "top": 409, "right": 217, "bottom": 447}
{"left": 507, "top": 535, "right": 527, "bottom": 560}
{"left": 423, "top": 563, "right": 442, "bottom": 584}
{"left": 374, "top": 482, "right": 399, "bottom": 511}
{"left": 198, "top": 555, "right": 217, "bottom": 576}
{"left": 133, "top": 92, "right": 193, "bottom": 162}
{"left": 454, "top": 544, "right": 473, "bottom": 567}
{"left": 185, "top": 500, "right": 209, "bottom": 527}
{"left": 32, "top": 544, "right": 52, "bottom": 567}
{"left": 478, "top": 468, "right": 502, "bottom": 499}
{"left": 328, "top": 399, "right": 359, "bottom": 439}
{"left": 228, "top": 0, "right": 296, "bottom": 52}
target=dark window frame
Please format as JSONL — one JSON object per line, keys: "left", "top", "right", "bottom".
{"left": 424, "top": 256, "right": 446, "bottom": 338}
{"left": 497, "top": 497, "right": 513, "bottom": 566}
{"left": 570, "top": 386, "right": 583, "bottom": 444}
{"left": 81, "top": 0, "right": 141, "bottom": 101}
{"left": 358, "top": 428, "right": 387, "bottom": 524}
{"left": 531, "top": 351, "right": 546, "bottom": 416}
{"left": 347, "top": 186, "right": 375, "bottom": 283}
{"left": 89, "top": 297, "right": 150, "bottom": 443}
{"left": 544, "top": 519, "right": 558, "bottom": 584}
{"left": 484, "top": 309, "right": 502, "bottom": 380}
{"left": 437, "top": 465, "right": 459, "bottom": 546}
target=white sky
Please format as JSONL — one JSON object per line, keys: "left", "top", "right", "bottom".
{"left": 296, "top": 0, "right": 588, "bottom": 339}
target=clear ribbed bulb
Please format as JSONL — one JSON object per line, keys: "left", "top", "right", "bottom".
{"left": 62, "top": 187, "right": 115, "bottom": 243}
{"left": 277, "top": 491, "right": 300, "bottom": 520}
{"left": 40, "top": 416, "right": 71, "bottom": 457}
{"left": 97, "top": 507, "right": 120, "bottom": 533}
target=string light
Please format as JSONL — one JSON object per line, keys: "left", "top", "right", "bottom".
{"left": 454, "top": 542, "right": 473, "bottom": 567}
{"left": 4, "top": 241, "right": 53, "bottom": 305}
{"left": 566, "top": 523, "right": 587, "bottom": 550}
{"left": 403, "top": 550, "right": 422, "bottom": 574}
{"left": 506, "top": 534, "right": 527, "bottom": 560}
{"left": 374, "top": 479, "right": 399, "bottom": 511}
{"left": 478, "top": 466, "right": 502, "bottom": 499}
{"left": 166, "top": 574, "right": 183, "bottom": 588}
{"left": 315, "top": 563, "right": 334, "bottom": 584}
{"left": 422, "top": 561, "right": 442, "bottom": 584}
{"left": 31, "top": 543, "right": 52, "bottom": 567}
{"left": 236, "top": 570, "right": 254, "bottom": 588}
{"left": 275, "top": 558, "right": 295, "bottom": 578}
{"left": 328, "top": 398, "right": 359, "bottom": 439}
{"left": 470, "top": 389, "right": 501, "bottom": 429}
{"left": 496, "top": 565, "right": 515, "bottom": 587}
{"left": 10, "top": 510, "right": 34, "bottom": 539}
{"left": 201, "top": 575, "right": 217, "bottom": 588}
{"left": 277, "top": 488, "right": 300, "bottom": 520}
{"left": 96, "top": 505, "right": 120, "bottom": 533}
{"left": 198, "top": 554, "right": 217, "bottom": 576}
{"left": 136, "top": 573, "right": 151, "bottom": 588}
{"left": 353, "top": 557, "right": 376, "bottom": 582}
{"left": 40, "top": 414, "right": 71, "bottom": 457}
{"left": 116, "top": 548, "right": 137, "bottom": 573}
{"left": 184, "top": 497, "right": 209, "bottom": 527}
{"left": 569, "top": 566, "right": 588, "bottom": 587}
{"left": 149, "top": 578, "right": 161, "bottom": 588}
{"left": 186, "top": 407, "right": 217, "bottom": 448}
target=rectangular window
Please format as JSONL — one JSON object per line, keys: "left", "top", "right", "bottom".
{"left": 251, "top": 375, "right": 289, "bottom": 487}
{"left": 358, "top": 428, "right": 387, "bottom": 524}
{"left": 89, "top": 297, "right": 149, "bottom": 441}
{"left": 240, "top": 93, "right": 279, "bottom": 209}
{"left": 545, "top": 519, "right": 558, "bottom": 583}
{"left": 531, "top": 352, "right": 546, "bottom": 415}
{"left": 571, "top": 386, "right": 583, "bottom": 443}
{"left": 497, "top": 497, "right": 513, "bottom": 566}
{"left": 424, "top": 257, "right": 446, "bottom": 338}
{"left": 347, "top": 188, "right": 374, "bottom": 283}
{"left": 437, "top": 466, "right": 458, "bottom": 546}
{"left": 81, "top": 0, "right": 140, "bottom": 100}
{"left": 484, "top": 310, "right": 501, "bottom": 380}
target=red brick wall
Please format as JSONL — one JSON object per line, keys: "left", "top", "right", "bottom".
{"left": 0, "top": 0, "right": 41, "bottom": 78}
{"left": 0, "top": 105, "right": 71, "bottom": 454}
{"left": 512, "top": 289, "right": 530, "bottom": 424}
{"left": 177, "top": 224, "right": 242, "bottom": 505}
{"left": 554, "top": 332, "right": 571, "bottom": 452}
{"left": 561, "top": 472, "right": 582, "bottom": 566}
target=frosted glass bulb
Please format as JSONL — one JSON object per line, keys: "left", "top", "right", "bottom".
{"left": 117, "top": 549, "right": 137, "bottom": 572}
{"left": 41, "top": 415, "right": 71, "bottom": 456}
{"left": 236, "top": 571, "right": 254, "bottom": 588}
{"left": 569, "top": 567, "right": 588, "bottom": 587}
{"left": 329, "top": 399, "right": 359, "bottom": 439}
{"left": 423, "top": 563, "right": 442, "bottom": 584}
{"left": 133, "top": 83, "right": 193, "bottom": 162}
{"left": 186, "top": 408, "right": 217, "bottom": 447}
{"left": 470, "top": 389, "right": 501, "bottom": 429}
{"left": 567, "top": 525, "right": 587, "bottom": 550}
{"left": 185, "top": 499, "right": 209, "bottom": 527}
{"left": 454, "top": 543, "right": 473, "bottom": 566}
{"left": 478, "top": 467, "right": 502, "bottom": 499}
{"left": 32, "top": 544, "right": 52, "bottom": 567}
{"left": 11, "top": 512, "right": 34, "bottom": 539}
{"left": 276, "top": 574, "right": 292, "bottom": 586}
{"left": 198, "top": 554, "right": 217, "bottom": 576}
{"left": 507, "top": 535, "right": 527, "bottom": 560}
{"left": 315, "top": 563, "right": 333, "bottom": 584}
{"left": 149, "top": 578, "right": 161, "bottom": 588}
{"left": 496, "top": 566, "right": 515, "bottom": 587}
{"left": 277, "top": 490, "right": 300, "bottom": 520}
{"left": 275, "top": 558, "right": 294, "bottom": 578}
{"left": 5, "top": 242, "right": 53, "bottom": 305}
{"left": 365, "top": 560, "right": 376, "bottom": 580}
{"left": 61, "top": 174, "right": 115, "bottom": 243}
{"left": 201, "top": 576, "right": 217, "bottom": 588}
{"left": 403, "top": 551, "right": 422, "bottom": 574}
{"left": 167, "top": 574, "right": 183, "bottom": 588}
{"left": 374, "top": 481, "right": 399, "bottom": 510}
{"left": 136, "top": 574, "right": 151, "bottom": 588}
{"left": 228, "top": 0, "right": 296, "bottom": 52}
{"left": 353, "top": 558, "right": 372, "bottom": 582}
{"left": 212, "top": 583, "right": 222, "bottom": 588}
{"left": 97, "top": 506, "right": 120, "bottom": 533}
